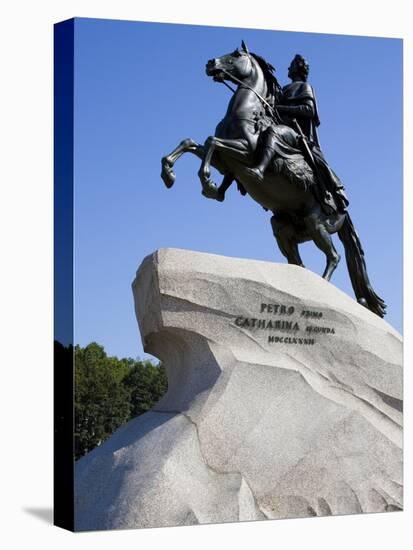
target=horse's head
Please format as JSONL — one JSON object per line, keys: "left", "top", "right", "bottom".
{"left": 206, "top": 41, "right": 282, "bottom": 105}
{"left": 206, "top": 41, "right": 254, "bottom": 84}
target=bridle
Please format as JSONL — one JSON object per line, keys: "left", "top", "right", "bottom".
{"left": 218, "top": 56, "right": 283, "bottom": 124}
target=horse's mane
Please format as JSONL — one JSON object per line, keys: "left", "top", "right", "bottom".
{"left": 250, "top": 52, "right": 282, "bottom": 107}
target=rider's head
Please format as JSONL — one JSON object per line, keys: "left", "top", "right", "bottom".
{"left": 288, "top": 54, "right": 309, "bottom": 82}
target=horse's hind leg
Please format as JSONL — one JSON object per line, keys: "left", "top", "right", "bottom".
{"left": 271, "top": 215, "right": 305, "bottom": 267}
{"left": 304, "top": 213, "right": 340, "bottom": 281}
{"left": 161, "top": 138, "right": 201, "bottom": 188}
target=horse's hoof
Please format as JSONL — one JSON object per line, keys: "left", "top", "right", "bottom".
{"left": 201, "top": 180, "right": 218, "bottom": 199}
{"left": 161, "top": 161, "right": 175, "bottom": 188}
{"left": 161, "top": 171, "right": 175, "bottom": 188}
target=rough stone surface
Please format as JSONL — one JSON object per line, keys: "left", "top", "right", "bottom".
{"left": 75, "top": 248, "right": 403, "bottom": 531}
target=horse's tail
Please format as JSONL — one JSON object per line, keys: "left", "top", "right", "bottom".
{"left": 337, "top": 213, "right": 386, "bottom": 317}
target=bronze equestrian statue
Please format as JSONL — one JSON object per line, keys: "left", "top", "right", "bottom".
{"left": 161, "top": 42, "right": 386, "bottom": 317}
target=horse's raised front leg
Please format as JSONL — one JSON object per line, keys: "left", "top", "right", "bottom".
{"left": 201, "top": 173, "right": 234, "bottom": 202}
{"left": 198, "top": 135, "right": 251, "bottom": 197}
{"left": 216, "top": 173, "right": 234, "bottom": 202}
{"left": 198, "top": 136, "right": 220, "bottom": 198}
{"left": 161, "top": 138, "right": 201, "bottom": 188}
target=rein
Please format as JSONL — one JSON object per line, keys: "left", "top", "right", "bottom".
{"left": 219, "top": 67, "right": 283, "bottom": 124}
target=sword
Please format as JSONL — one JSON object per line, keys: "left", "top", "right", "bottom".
{"left": 291, "top": 118, "right": 335, "bottom": 214}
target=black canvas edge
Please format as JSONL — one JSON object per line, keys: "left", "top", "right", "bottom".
{"left": 53, "top": 18, "right": 75, "bottom": 532}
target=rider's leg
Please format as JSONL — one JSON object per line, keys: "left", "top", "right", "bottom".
{"left": 250, "top": 147, "right": 277, "bottom": 179}
{"left": 244, "top": 127, "right": 278, "bottom": 183}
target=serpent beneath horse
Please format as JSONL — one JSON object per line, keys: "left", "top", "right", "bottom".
{"left": 160, "top": 42, "right": 386, "bottom": 318}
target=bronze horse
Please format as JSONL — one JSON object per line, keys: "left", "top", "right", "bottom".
{"left": 161, "top": 43, "right": 386, "bottom": 317}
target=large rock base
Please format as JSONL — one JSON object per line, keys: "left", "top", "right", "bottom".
{"left": 75, "top": 248, "right": 402, "bottom": 531}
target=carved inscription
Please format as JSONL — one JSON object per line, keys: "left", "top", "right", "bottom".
{"left": 233, "top": 302, "right": 337, "bottom": 345}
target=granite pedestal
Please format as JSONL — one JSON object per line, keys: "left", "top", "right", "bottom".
{"left": 75, "top": 248, "right": 402, "bottom": 530}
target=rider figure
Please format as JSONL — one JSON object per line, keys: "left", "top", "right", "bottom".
{"left": 248, "top": 54, "right": 349, "bottom": 213}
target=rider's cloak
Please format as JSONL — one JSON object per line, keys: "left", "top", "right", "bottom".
{"left": 279, "top": 81, "right": 321, "bottom": 146}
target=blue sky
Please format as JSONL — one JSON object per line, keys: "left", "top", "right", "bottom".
{"left": 73, "top": 18, "right": 402, "bottom": 359}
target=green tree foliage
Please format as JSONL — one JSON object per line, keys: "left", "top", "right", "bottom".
{"left": 122, "top": 361, "right": 168, "bottom": 417}
{"left": 74, "top": 343, "right": 168, "bottom": 459}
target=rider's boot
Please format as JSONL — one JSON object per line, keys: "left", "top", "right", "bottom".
{"left": 245, "top": 146, "right": 276, "bottom": 183}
